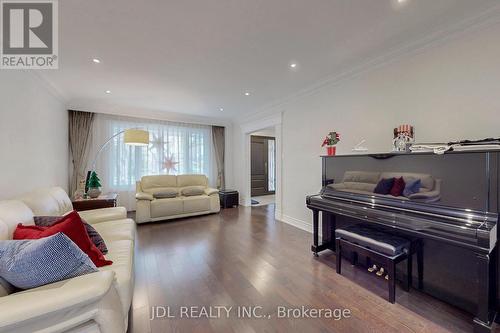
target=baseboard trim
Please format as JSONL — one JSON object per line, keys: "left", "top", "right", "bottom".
{"left": 281, "top": 214, "right": 312, "bottom": 234}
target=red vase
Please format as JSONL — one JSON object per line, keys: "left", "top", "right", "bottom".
{"left": 326, "top": 146, "right": 336, "bottom": 156}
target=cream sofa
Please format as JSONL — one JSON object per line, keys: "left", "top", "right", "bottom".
{"left": 135, "top": 174, "right": 220, "bottom": 223}
{"left": 0, "top": 187, "right": 135, "bottom": 333}
{"left": 329, "top": 171, "right": 442, "bottom": 203}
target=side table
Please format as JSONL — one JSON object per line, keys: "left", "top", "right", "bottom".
{"left": 72, "top": 193, "right": 118, "bottom": 211}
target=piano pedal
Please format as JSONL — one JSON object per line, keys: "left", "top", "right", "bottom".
{"left": 368, "top": 265, "right": 378, "bottom": 273}
{"left": 385, "top": 275, "right": 389, "bottom": 280}
{"left": 376, "top": 268, "right": 385, "bottom": 277}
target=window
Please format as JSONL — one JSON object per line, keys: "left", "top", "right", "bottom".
{"left": 268, "top": 139, "right": 276, "bottom": 192}
{"left": 95, "top": 115, "right": 214, "bottom": 189}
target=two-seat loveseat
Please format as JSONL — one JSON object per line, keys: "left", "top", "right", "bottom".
{"left": 135, "top": 174, "right": 220, "bottom": 223}
{"left": 329, "top": 171, "right": 442, "bottom": 203}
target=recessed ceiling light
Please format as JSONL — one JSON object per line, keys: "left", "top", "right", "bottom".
{"left": 244, "top": 92, "right": 251, "bottom": 96}
{"left": 398, "top": 0, "right": 407, "bottom": 3}
{"left": 219, "top": 107, "right": 224, "bottom": 111}
{"left": 105, "top": 90, "right": 111, "bottom": 94}
{"left": 290, "top": 63, "right": 297, "bottom": 68}
{"left": 92, "top": 58, "right": 101, "bottom": 63}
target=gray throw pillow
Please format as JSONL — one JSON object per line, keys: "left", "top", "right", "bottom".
{"left": 153, "top": 189, "right": 178, "bottom": 199}
{"left": 181, "top": 186, "right": 205, "bottom": 196}
{"left": 34, "top": 215, "right": 108, "bottom": 255}
{"left": 0, "top": 233, "right": 97, "bottom": 289}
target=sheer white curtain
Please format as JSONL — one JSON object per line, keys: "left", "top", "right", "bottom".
{"left": 89, "top": 114, "right": 215, "bottom": 210}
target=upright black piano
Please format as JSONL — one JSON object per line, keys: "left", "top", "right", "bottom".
{"left": 306, "top": 150, "right": 499, "bottom": 333}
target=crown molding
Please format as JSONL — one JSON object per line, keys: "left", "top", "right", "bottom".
{"left": 240, "top": 112, "right": 282, "bottom": 134}
{"left": 236, "top": 3, "right": 500, "bottom": 124}
{"left": 27, "top": 71, "right": 69, "bottom": 104}
{"left": 67, "top": 99, "right": 233, "bottom": 127}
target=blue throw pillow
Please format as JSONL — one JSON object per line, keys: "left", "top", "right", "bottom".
{"left": 403, "top": 179, "right": 422, "bottom": 197}
{"left": 374, "top": 178, "right": 395, "bottom": 195}
{"left": 0, "top": 233, "right": 97, "bottom": 290}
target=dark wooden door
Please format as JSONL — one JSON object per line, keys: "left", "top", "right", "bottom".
{"left": 251, "top": 136, "right": 275, "bottom": 196}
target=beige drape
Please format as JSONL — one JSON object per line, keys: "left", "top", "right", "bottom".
{"left": 212, "top": 126, "right": 225, "bottom": 189}
{"left": 69, "top": 110, "right": 95, "bottom": 195}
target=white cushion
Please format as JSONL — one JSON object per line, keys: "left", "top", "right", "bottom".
{"left": 0, "top": 200, "right": 34, "bottom": 240}
{"left": 17, "top": 187, "right": 73, "bottom": 216}
{"left": 183, "top": 195, "right": 211, "bottom": 214}
{"left": 151, "top": 197, "right": 183, "bottom": 218}
{"left": 0, "top": 219, "right": 8, "bottom": 241}
{"left": 93, "top": 219, "right": 135, "bottom": 242}
{"left": 141, "top": 175, "right": 177, "bottom": 190}
{"left": 99, "top": 239, "right": 134, "bottom": 316}
{"left": 342, "top": 171, "right": 380, "bottom": 184}
{"left": 342, "top": 182, "right": 377, "bottom": 192}
{"left": 177, "top": 174, "right": 208, "bottom": 187}
{"left": 78, "top": 207, "right": 127, "bottom": 225}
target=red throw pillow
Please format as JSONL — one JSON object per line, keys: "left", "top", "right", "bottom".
{"left": 14, "top": 210, "right": 112, "bottom": 267}
{"left": 390, "top": 177, "right": 406, "bottom": 197}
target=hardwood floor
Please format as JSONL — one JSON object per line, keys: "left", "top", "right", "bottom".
{"left": 129, "top": 205, "right": 494, "bottom": 333}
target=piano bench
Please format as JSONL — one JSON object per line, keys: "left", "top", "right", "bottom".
{"left": 335, "top": 225, "right": 423, "bottom": 304}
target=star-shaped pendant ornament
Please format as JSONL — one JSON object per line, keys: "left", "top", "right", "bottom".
{"left": 163, "top": 154, "right": 179, "bottom": 174}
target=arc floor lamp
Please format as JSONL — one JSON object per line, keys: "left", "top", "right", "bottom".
{"left": 85, "top": 129, "right": 150, "bottom": 194}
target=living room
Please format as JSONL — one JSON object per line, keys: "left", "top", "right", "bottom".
{"left": 1, "top": 1, "right": 500, "bottom": 333}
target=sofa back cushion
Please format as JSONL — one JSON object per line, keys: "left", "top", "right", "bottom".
{"left": 141, "top": 175, "right": 177, "bottom": 191}
{"left": 0, "top": 201, "right": 34, "bottom": 240}
{"left": 18, "top": 187, "right": 73, "bottom": 216}
{"left": 177, "top": 175, "right": 208, "bottom": 188}
{"left": 0, "top": 219, "right": 7, "bottom": 242}
{"left": 379, "top": 172, "right": 434, "bottom": 191}
{"left": 342, "top": 171, "right": 381, "bottom": 184}
{"left": 340, "top": 171, "right": 380, "bottom": 192}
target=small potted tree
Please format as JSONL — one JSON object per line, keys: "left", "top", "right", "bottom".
{"left": 87, "top": 171, "right": 102, "bottom": 198}
{"left": 321, "top": 131, "right": 340, "bottom": 156}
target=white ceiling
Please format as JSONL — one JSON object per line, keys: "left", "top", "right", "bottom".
{"left": 40, "top": 0, "right": 500, "bottom": 120}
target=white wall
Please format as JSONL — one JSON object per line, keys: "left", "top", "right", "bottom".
{"left": 234, "top": 22, "right": 500, "bottom": 231}
{"left": 0, "top": 72, "right": 68, "bottom": 199}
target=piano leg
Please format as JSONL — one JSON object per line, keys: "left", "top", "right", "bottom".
{"left": 417, "top": 240, "right": 424, "bottom": 290}
{"left": 311, "top": 210, "right": 336, "bottom": 256}
{"left": 312, "top": 209, "right": 319, "bottom": 257}
{"left": 473, "top": 252, "right": 497, "bottom": 333}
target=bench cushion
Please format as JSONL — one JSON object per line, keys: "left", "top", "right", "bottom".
{"left": 335, "top": 224, "right": 410, "bottom": 256}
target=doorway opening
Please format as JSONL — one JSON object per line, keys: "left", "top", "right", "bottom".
{"left": 250, "top": 127, "right": 276, "bottom": 207}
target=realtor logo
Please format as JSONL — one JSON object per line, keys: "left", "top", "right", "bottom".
{"left": 1, "top": 0, "right": 58, "bottom": 69}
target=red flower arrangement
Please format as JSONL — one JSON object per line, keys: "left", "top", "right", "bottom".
{"left": 321, "top": 131, "right": 340, "bottom": 147}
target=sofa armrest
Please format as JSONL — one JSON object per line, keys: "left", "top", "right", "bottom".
{"left": 78, "top": 207, "right": 127, "bottom": 225}
{"left": 136, "top": 192, "right": 154, "bottom": 201}
{"left": 205, "top": 188, "right": 219, "bottom": 196}
{"left": 0, "top": 271, "right": 121, "bottom": 333}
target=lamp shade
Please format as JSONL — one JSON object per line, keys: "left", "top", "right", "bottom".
{"left": 124, "top": 129, "right": 149, "bottom": 146}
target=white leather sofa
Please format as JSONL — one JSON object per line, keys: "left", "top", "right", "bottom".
{"left": 135, "top": 174, "right": 220, "bottom": 223}
{"left": 0, "top": 187, "right": 135, "bottom": 333}
{"left": 329, "top": 171, "right": 442, "bottom": 203}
